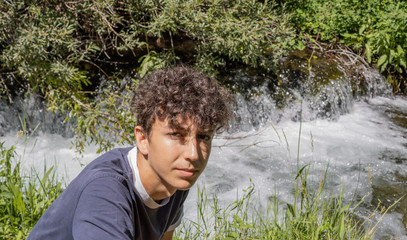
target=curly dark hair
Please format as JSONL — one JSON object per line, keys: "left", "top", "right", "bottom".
{"left": 131, "top": 66, "right": 232, "bottom": 137}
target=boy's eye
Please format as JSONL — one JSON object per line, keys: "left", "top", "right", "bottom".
{"left": 169, "top": 132, "right": 182, "bottom": 137}
{"left": 198, "top": 134, "right": 212, "bottom": 141}
{"left": 168, "top": 132, "right": 185, "bottom": 139}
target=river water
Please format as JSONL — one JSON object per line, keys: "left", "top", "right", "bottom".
{"left": 1, "top": 68, "right": 407, "bottom": 239}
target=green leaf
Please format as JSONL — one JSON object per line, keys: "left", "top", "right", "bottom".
{"left": 385, "top": 34, "right": 390, "bottom": 45}
{"left": 295, "top": 164, "right": 310, "bottom": 180}
{"left": 287, "top": 203, "right": 295, "bottom": 217}
{"left": 380, "top": 62, "right": 388, "bottom": 72}
{"left": 366, "top": 44, "right": 372, "bottom": 63}
{"left": 359, "top": 24, "right": 367, "bottom": 35}
{"left": 377, "top": 54, "right": 388, "bottom": 67}
{"left": 395, "top": 65, "right": 402, "bottom": 73}
{"left": 397, "top": 45, "right": 404, "bottom": 55}
{"left": 365, "top": 33, "right": 375, "bottom": 40}
{"left": 399, "top": 56, "right": 406, "bottom": 68}
{"left": 389, "top": 49, "right": 395, "bottom": 63}
{"left": 342, "top": 33, "right": 357, "bottom": 40}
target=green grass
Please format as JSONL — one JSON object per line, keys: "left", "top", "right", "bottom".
{"left": 174, "top": 166, "right": 387, "bottom": 240}
{"left": 0, "top": 142, "right": 64, "bottom": 240}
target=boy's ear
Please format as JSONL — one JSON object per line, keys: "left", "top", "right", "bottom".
{"left": 135, "top": 126, "right": 149, "bottom": 155}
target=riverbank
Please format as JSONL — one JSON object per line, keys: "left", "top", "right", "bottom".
{"left": 2, "top": 95, "right": 406, "bottom": 239}
{"left": 0, "top": 141, "right": 390, "bottom": 239}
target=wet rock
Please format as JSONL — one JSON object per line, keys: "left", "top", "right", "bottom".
{"left": 371, "top": 175, "right": 407, "bottom": 230}
{"left": 278, "top": 49, "right": 354, "bottom": 120}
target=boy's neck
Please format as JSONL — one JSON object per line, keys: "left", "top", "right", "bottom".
{"left": 136, "top": 151, "right": 176, "bottom": 201}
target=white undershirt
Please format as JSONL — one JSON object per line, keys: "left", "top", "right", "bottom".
{"left": 127, "top": 147, "right": 170, "bottom": 209}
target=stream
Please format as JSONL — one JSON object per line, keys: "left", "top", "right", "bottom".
{"left": 1, "top": 58, "right": 407, "bottom": 239}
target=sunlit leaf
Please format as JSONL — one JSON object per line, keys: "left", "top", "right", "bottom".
{"left": 399, "top": 57, "right": 406, "bottom": 68}
{"left": 366, "top": 44, "right": 372, "bottom": 63}
{"left": 377, "top": 54, "right": 388, "bottom": 67}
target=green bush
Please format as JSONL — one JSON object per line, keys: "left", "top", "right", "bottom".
{"left": 0, "top": 0, "right": 298, "bottom": 153}
{"left": 285, "top": 0, "right": 406, "bottom": 89}
{"left": 0, "top": 142, "right": 64, "bottom": 239}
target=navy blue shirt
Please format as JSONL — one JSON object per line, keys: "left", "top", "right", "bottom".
{"left": 27, "top": 147, "right": 188, "bottom": 240}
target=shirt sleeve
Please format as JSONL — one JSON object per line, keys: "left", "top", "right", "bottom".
{"left": 72, "top": 176, "right": 135, "bottom": 240}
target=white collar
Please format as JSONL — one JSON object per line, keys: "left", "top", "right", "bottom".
{"left": 127, "top": 147, "right": 170, "bottom": 209}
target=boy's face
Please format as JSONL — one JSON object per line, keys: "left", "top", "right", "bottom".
{"left": 137, "top": 117, "right": 214, "bottom": 196}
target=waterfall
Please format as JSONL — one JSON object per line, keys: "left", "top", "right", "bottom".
{"left": 229, "top": 62, "right": 393, "bottom": 132}
{"left": 0, "top": 95, "right": 74, "bottom": 137}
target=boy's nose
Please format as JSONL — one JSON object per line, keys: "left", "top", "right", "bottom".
{"left": 184, "top": 137, "right": 199, "bottom": 162}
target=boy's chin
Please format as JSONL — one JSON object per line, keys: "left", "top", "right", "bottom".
{"left": 174, "top": 180, "right": 197, "bottom": 191}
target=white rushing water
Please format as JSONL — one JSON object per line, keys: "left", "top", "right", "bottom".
{"left": 2, "top": 95, "right": 406, "bottom": 239}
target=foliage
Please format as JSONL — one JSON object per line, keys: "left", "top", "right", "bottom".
{"left": 0, "top": 0, "right": 298, "bottom": 153}
{"left": 174, "top": 165, "right": 385, "bottom": 239}
{"left": 284, "top": 0, "right": 407, "bottom": 92}
{"left": 0, "top": 142, "right": 64, "bottom": 239}
{"left": 168, "top": 0, "right": 298, "bottom": 74}
{"left": 1, "top": 0, "right": 405, "bottom": 153}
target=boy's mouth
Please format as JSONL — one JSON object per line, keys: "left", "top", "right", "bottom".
{"left": 175, "top": 168, "right": 198, "bottom": 178}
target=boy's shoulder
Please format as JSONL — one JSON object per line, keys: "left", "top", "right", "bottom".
{"left": 73, "top": 147, "right": 135, "bottom": 188}
{"left": 86, "top": 147, "right": 134, "bottom": 170}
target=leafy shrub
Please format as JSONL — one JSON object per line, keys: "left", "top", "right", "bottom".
{"left": 0, "top": 142, "right": 64, "bottom": 239}
{"left": 0, "top": 0, "right": 298, "bottom": 153}
{"left": 285, "top": 0, "right": 407, "bottom": 91}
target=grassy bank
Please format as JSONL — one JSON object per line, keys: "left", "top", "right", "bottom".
{"left": 174, "top": 171, "right": 384, "bottom": 240}
{"left": 1, "top": 141, "right": 389, "bottom": 239}
{"left": 0, "top": 142, "right": 64, "bottom": 239}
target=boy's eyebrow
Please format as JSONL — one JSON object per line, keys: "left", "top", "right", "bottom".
{"left": 167, "top": 123, "right": 214, "bottom": 134}
{"left": 166, "top": 124, "right": 188, "bottom": 132}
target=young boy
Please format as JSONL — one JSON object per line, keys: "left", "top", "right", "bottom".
{"left": 27, "top": 66, "right": 232, "bottom": 240}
